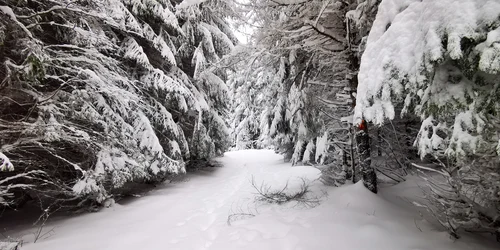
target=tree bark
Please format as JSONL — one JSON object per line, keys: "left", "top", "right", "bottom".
{"left": 355, "top": 120, "right": 377, "bottom": 193}
{"left": 350, "top": 127, "right": 359, "bottom": 183}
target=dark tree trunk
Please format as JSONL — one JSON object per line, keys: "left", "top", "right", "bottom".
{"left": 343, "top": 146, "right": 352, "bottom": 180}
{"left": 350, "top": 127, "right": 359, "bottom": 183}
{"left": 377, "top": 128, "right": 382, "bottom": 156}
{"left": 356, "top": 120, "right": 377, "bottom": 193}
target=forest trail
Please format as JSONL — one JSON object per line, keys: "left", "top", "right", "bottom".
{"left": 11, "top": 150, "right": 498, "bottom": 250}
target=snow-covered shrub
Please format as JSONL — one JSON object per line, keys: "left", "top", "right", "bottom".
{"left": 0, "top": 0, "right": 235, "bottom": 209}
{"left": 355, "top": 0, "right": 500, "bottom": 237}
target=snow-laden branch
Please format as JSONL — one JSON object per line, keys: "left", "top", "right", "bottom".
{"left": 0, "top": 170, "right": 46, "bottom": 185}
{"left": 16, "top": 4, "right": 81, "bottom": 19}
{"left": 303, "top": 19, "right": 345, "bottom": 45}
{"left": 0, "top": 5, "right": 33, "bottom": 38}
{"left": 269, "top": 0, "right": 310, "bottom": 6}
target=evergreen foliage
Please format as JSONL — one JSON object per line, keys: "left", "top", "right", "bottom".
{"left": 0, "top": 0, "right": 235, "bottom": 208}
{"left": 355, "top": 0, "right": 500, "bottom": 238}
{"left": 229, "top": 1, "right": 380, "bottom": 192}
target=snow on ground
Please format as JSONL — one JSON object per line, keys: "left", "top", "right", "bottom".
{"left": 4, "top": 150, "right": 498, "bottom": 250}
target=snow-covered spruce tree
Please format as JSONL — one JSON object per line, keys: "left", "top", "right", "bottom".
{"left": 227, "top": 10, "right": 312, "bottom": 160}
{"left": 343, "top": 0, "right": 380, "bottom": 191}
{"left": 348, "top": 0, "right": 419, "bottom": 191}
{"left": 227, "top": 44, "right": 291, "bottom": 153}
{"left": 228, "top": 47, "right": 269, "bottom": 150}
{"left": 243, "top": 0, "right": 349, "bottom": 165}
{"left": 0, "top": 0, "right": 235, "bottom": 209}
{"left": 231, "top": 1, "right": 380, "bottom": 191}
{"left": 355, "top": 0, "right": 500, "bottom": 238}
{"left": 174, "top": 0, "right": 238, "bottom": 165}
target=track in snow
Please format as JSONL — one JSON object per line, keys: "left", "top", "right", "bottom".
{"left": 8, "top": 150, "right": 499, "bottom": 250}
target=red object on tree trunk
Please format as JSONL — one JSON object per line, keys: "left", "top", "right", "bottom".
{"left": 358, "top": 120, "right": 366, "bottom": 131}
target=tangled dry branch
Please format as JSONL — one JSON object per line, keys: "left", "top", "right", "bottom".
{"left": 250, "top": 176, "right": 322, "bottom": 208}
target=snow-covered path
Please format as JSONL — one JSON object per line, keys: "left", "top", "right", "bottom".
{"left": 13, "top": 150, "right": 498, "bottom": 250}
